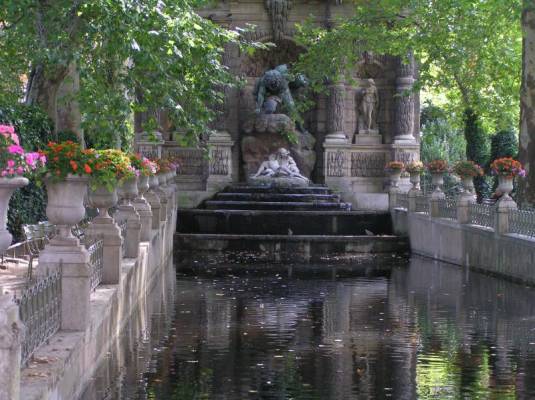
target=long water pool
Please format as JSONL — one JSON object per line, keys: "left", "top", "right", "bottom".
{"left": 82, "top": 255, "right": 535, "bottom": 399}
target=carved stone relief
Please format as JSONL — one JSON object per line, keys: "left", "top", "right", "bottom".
{"left": 265, "top": 0, "right": 291, "bottom": 43}
{"left": 326, "top": 150, "right": 346, "bottom": 177}
{"left": 350, "top": 152, "right": 386, "bottom": 177}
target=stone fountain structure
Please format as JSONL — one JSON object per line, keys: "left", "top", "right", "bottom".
{"left": 135, "top": 0, "right": 420, "bottom": 211}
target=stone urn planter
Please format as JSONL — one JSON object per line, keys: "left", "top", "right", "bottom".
{"left": 157, "top": 173, "right": 167, "bottom": 187}
{"left": 118, "top": 176, "right": 139, "bottom": 206}
{"left": 430, "top": 172, "right": 446, "bottom": 200}
{"left": 389, "top": 170, "right": 402, "bottom": 189}
{"left": 88, "top": 186, "right": 118, "bottom": 219}
{"left": 409, "top": 172, "right": 421, "bottom": 191}
{"left": 136, "top": 175, "right": 150, "bottom": 200}
{"left": 498, "top": 175, "right": 514, "bottom": 197}
{"left": 0, "top": 177, "right": 29, "bottom": 252}
{"left": 149, "top": 174, "right": 159, "bottom": 191}
{"left": 46, "top": 174, "right": 89, "bottom": 239}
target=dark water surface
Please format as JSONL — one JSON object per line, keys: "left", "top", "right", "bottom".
{"left": 82, "top": 256, "right": 535, "bottom": 400}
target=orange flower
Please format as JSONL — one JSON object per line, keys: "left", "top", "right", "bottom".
{"left": 70, "top": 160, "right": 78, "bottom": 171}
{"left": 84, "top": 164, "right": 92, "bottom": 174}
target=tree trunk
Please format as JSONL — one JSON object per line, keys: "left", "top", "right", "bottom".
{"left": 25, "top": 64, "right": 69, "bottom": 139}
{"left": 519, "top": 2, "right": 535, "bottom": 206}
{"left": 56, "top": 62, "right": 84, "bottom": 146}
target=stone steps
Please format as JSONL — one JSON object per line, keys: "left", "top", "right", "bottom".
{"left": 214, "top": 192, "right": 341, "bottom": 203}
{"left": 176, "top": 209, "right": 392, "bottom": 235}
{"left": 175, "top": 233, "right": 409, "bottom": 261}
{"left": 203, "top": 200, "right": 351, "bottom": 211}
{"left": 221, "top": 185, "right": 331, "bottom": 195}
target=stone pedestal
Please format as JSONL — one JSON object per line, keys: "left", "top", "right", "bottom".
{"left": 145, "top": 190, "right": 161, "bottom": 229}
{"left": 495, "top": 196, "right": 518, "bottom": 235}
{"left": 154, "top": 181, "right": 168, "bottom": 223}
{"left": 0, "top": 294, "right": 22, "bottom": 400}
{"left": 207, "top": 130, "right": 234, "bottom": 192}
{"left": 38, "top": 236, "right": 90, "bottom": 331}
{"left": 84, "top": 217, "right": 122, "bottom": 283}
{"left": 114, "top": 205, "right": 141, "bottom": 259}
{"left": 354, "top": 130, "right": 382, "bottom": 145}
{"left": 133, "top": 198, "right": 153, "bottom": 242}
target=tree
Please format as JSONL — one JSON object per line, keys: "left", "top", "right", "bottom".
{"left": 518, "top": 1, "right": 535, "bottom": 206}
{"left": 294, "top": 0, "right": 522, "bottom": 198}
{"left": 0, "top": 0, "right": 257, "bottom": 148}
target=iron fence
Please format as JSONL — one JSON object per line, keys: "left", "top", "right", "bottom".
{"left": 415, "top": 195, "right": 430, "bottom": 214}
{"left": 437, "top": 198, "right": 457, "bottom": 220}
{"left": 85, "top": 238, "right": 104, "bottom": 291}
{"left": 14, "top": 270, "right": 61, "bottom": 366}
{"left": 508, "top": 208, "right": 535, "bottom": 238}
{"left": 469, "top": 203, "right": 494, "bottom": 229}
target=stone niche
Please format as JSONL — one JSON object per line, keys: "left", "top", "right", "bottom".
{"left": 241, "top": 113, "right": 316, "bottom": 178}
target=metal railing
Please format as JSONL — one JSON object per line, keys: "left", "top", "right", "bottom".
{"left": 415, "top": 195, "right": 430, "bottom": 214}
{"left": 118, "top": 220, "right": 127, "bottom": 255}
{"left": 509, "top": 208, "right": 535, "bottom": 238}
{"left": 469, "top": 203, "right": 494, "bottom": 229}
{"left": 396, "top": 192, "right": 409, "bottom": 210}
{"left": 14, "top": 270, "right": 61, "bottom": 366}
{"left": 85, "top": 238, "right": 104, "bottom": 291}
{"left": 437, "top": 198, "right": 457, "bottom": 220}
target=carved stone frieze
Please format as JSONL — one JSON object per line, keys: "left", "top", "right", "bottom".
{"left": 326, "top": 150, "right": 346, "bottom": 177}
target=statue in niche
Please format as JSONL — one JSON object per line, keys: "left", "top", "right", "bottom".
{"left": 252, "top": 147, "right": 309, "bottom": 184}
{"left": 253, "top": 64, "right": 308, "bottom": 131}
{"left": 357, "top": 78, "right": 378, "bottom": 134}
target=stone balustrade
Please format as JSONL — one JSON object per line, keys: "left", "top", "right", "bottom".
{"left": 389, "top": 188, "right": 535, "bottom": 285}
{"left": 0, "top": 177, "right": 178, "bottom": 400}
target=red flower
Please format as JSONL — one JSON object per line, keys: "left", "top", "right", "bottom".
{"left": 70, "top": 160, "right": 78, "bottom": 171}
{"left": 84, "top": 164, "right": 92, "bottom": 174}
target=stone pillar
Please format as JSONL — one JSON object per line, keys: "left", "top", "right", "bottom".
{"left": 495, "top": 196, "right": 518, "bottom": 235}
{"left": 84, "top": 217, "right": 122, "bottom": 284}
{"left": 38, "top": 236, "right": 90, "bottom": 331}
{"left": 207, "top": 130, "right": 234, "bottom": 192}
{"left": 133, "top": 178, "right": 153, "bottom": 242}
{"left": 0, "top": 295, "right": 22, "bottom": 400}
{"left": 394, "top": 54, "right": 417, "bottom": 144}
{"left": 114, "top": 201, "right": 141, "bottom": 260}
{"left": 145, "top": 176, "right": 161, "bottom": 230}
{"left": 408, "top": 189, "right": 420, "bottom": 213}
{"left": 457, "top": 191, "right": 476, "bottom": 224}
{"left": 325, "top": 83, "right": 348, "bottom": 144}
{"left": 154, "top": 175, "right": 168, "bottom": 223}
{"left": 323, "top": 143, "right": 351, "bottom": 199}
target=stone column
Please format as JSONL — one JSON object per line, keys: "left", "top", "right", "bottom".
{"left": 145, "top": 176, "right": 161, "bottom": 229}
{"left": 38, "top": 236, "right": 90, "bottom": 331}
{"left": 207, "top": 130, "right": 234, "bottom": 192}
{"left": 394, "top": 54, "right": 417, "bottom": 144}
{"left": 133, "top": 177, "right": 153, "bottom": 242}
{"left": 325, "top": 83, "right": 349, "bottom": 144}
{"left": 495, "top": 196, "right": 518, "bottom": 235}
{"left": 154, "top": 175, "right": 168, "bottom": 223}
{"left": 84, "top": 216, "right": 122, "bottom": 285}
{"left": 0, "top": 295, "right": 22, "bottom": 400}
{"left": 114, "top": 193, "right": 141, "bottom": 260}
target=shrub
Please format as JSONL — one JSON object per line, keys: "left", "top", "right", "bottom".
{"left": 0, "top": 103, "right": 54, "bottom": 242}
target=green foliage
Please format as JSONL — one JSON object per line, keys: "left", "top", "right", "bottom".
{"left": 420, "top": 103, "right": 465, "bottom": 164}
{"left": 490, "top": 129, "right": 518, "bottom": 164}
{"left": 464, "top": 109, "right": 491, "bottom": 199}
{"left": 0, "top": 103, "right": 53, "bottom": 242}
{"left": 294, "top": 0, "right": 522, "bottom": 132}
{"left": 0, "top": 0, "right": 261, "bottom": 148}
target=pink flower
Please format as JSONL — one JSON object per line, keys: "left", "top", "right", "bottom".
{"left": 25, "top": 152, "right": 40, "bottom": 168}
{"left": 7, "top": 159, "right": 15, "bottom": 168}
{"left": 0, "top": 125, "right": 15, "bottom": 134}
{"left": 10, "top": 133, "right": 19, "bottom": 145}
{"left": 16, "top": 166, "right": 24, "bottom": 175}
{"left": 7, "top": 144, "right": 24, "bottom": 155}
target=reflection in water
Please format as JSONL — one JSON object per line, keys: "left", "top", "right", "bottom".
{"left": 83, "top": 256, "right": 535, "bottom": 399}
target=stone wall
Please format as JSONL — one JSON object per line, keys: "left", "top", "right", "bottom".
{"left": 0, "top": 185, "right": 178, "bottom": 400}
{"left": 392, "top": 208, "right": 535, "bottom": 285}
